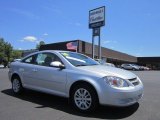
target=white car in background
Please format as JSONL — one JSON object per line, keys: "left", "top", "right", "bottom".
{"left": 121, "top": 64, "right": 141, "bottom": 71}
{"left": 140, "top": 66, "right": 150, "bottom": 71}
{"left": 95, "top": 59, "right": 115, "bottom": 67}
{"left": 13, "top": 59, "right": 21, "bottom": 62}
{"left": 9, "top": 51, "right": 143, "bottom": 112}
{"left": 104, "top": 62, "right": 115, "bottom": 67}
{"left": 0, "top": 64, "right": 4, "bottom": 68}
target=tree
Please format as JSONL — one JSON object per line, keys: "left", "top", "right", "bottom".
{"left": 4, "top": 42, "right": 13, "bottom": 62}
{"left": 0, "top": 38, "right": 13, "bottom": 66}
{"left": 36, "top": 41, "right": 45, "bottom": 49}
{"left": 0, "top": 37, "right": 22, "bottom": 63}
{"left": 0, "top": 38, "right": 5, "bottom": 59}
{"left": 12, "top": 50, "right": 22, "bottom": 59}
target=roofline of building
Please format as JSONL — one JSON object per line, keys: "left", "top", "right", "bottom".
{"left": 78, "top": 39, "right": 136, "bottom": 58}
{"left": 43, "top": 40, "right": 79, "bottom": 46}
{"left": 41, "top": 39, "right": 159, "bottom": 58}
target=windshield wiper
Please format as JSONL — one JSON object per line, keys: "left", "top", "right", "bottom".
{"left": 90, "top": 64, "right": 98, "bottom": 66}
{"left": 76, "top": 64, "right": 87, "bottom": 67}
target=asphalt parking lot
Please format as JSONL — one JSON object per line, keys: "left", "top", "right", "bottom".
{"left": 0, "top": 68, "right": 160, "bottom": 120}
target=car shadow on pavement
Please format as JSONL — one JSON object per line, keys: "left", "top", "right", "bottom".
{"left": 1, "top": 89, "right": 139, "bottom": 119}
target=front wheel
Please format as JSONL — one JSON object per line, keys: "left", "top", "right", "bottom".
{"left": 70, "top": 84, "right": 99, "bottom": 112}
{"left": 12, "top": 76, "right": 24, "bottom": 94}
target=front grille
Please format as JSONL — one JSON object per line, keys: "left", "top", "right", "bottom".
{"left": 132, "top": 81, "right": 139, "bottom": 86}
{"left": 128, "top": 77, "right": 139, "bottom": 86}
{"left": 128, "top": 78, "right": 137, "bottom": 82}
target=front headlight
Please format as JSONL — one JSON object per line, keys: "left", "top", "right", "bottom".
{"left": 104, "top": 76, "right": 129, "bottom": 88}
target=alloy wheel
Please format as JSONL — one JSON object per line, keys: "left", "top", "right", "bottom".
{"left": 12, "top": 79, "right": 20, "bottom": 93}
{"left": 74, "top": 88, "right": 92, "bottom": 110}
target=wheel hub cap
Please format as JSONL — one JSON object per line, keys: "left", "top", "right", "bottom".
{"left": 74, "top": 88, "right": 92, "bottom": 110}
{"left": 12, "top": 79, "right": 20, "bottom": 93}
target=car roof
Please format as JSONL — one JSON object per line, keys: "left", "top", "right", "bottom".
{"left": 21, "top": 50, "right": 77, "bottom": 60}
{"left": 39, "top": 50, "right": 76, "bottom": 53}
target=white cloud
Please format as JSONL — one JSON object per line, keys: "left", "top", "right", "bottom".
{"left": 19, "top": 39, "right": 24, "bottom": 42}
{"left": 103, "top": 40, "right": 111, "bottom": 44}
{"left": 110, "top": 46, "right": 115, "bottom": 49}
{"left": 23, "top": 36, "right": 38, "bottom": 42}
{"left": 113, "top": 41, "right": 117, "bottom": 43}
{"left": 36, "top": 41, "right": 40, "bottom": 44}
{"left": 19, "top": 35, "right": 45, "bottom": 44}
{"left": 43, "top": 33, "right": 48, "bottom": 36}
{"left": 135, "top": 53, "right": 141, "bottom": 56}
{"left": 103, "top": 40, "right": 117, "bottom": 44}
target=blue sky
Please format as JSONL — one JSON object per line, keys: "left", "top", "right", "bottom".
{"left": 0, "top": 0, "right": 160, "bottom": 57}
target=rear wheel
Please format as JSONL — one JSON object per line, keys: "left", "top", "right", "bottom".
{"left": 71, "top": 84, "right": 99, "bottom": 112}
{"left": 12, "top": 76, "right": 23, "bottom": 94}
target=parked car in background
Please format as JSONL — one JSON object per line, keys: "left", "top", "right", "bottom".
{"left": 140, "top": 66, "right": 150, "bottom": 71}
{"left": 95, "top": 59, "right": 115, "bottom": 67}
{"left": 13, "top": 59, "right": 21, "bottom": 62}
{"left": 0, "top": 58, "right": 8, "bottom": 68}
{"left": 0, "top": 64, "right": 4, "bottom": 68}
{"left": 105, "top": 62, "right": 115, "bottom": 67}
{"left": 121, "top": 64, "right": 141, "bottom": 71}
{"left": 95, "top": 59, "right": 105, "bottom": 64}
{"left": 9, "top": 51, "right": 143, "bottom": 112}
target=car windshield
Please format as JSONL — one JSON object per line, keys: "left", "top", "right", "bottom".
{"left": 60, "top": 52, "right": 99, "bottom": 67}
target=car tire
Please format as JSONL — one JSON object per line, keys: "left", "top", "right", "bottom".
{"left": 70, "top": 83, "right": 99, "bottom": 112}
{"left": 12, "top": 76, "right": 24, "bottom": 94}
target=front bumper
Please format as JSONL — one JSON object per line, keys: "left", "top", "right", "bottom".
{"left": 98, "top": 82, "right": 144, "bottom": 107}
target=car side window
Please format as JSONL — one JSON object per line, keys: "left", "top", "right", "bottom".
{"left": 22, "top": 55, "right": 36, "bottom": 64}
{"left": 35, "top": 53, "right": 62, "bottom": 67}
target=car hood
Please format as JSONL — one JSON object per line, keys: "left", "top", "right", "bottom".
{"left": 78, "top": 65, "right": 137, "bottom": 79}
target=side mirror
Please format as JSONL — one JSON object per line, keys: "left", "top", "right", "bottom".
{"left": 50, "top": 61, "right": 65, "bottom": 69}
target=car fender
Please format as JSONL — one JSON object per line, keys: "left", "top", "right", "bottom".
{"left": 65, "top": 73, "right": 101, "bottom": 98}
{"left": 9, "top": 63, "right": 23, "bottom": 84}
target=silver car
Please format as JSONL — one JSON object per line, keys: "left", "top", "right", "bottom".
{"left": 8, "top": 50, "right": 143, "bottom": 112}
{"left": 121, "top": 64, "right": 140, "bottom": 71}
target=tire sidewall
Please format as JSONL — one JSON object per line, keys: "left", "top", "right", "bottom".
{"left": 12, "top": 77, "right": 23, "bottom": 94}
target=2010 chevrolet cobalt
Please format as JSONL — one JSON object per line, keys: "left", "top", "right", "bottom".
{"left": 8, "top": 50, "right": 143, "bottom": 112}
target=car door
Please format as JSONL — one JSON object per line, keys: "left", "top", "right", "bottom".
{"left": 21, "top": 54, "right": 38, "bottom": 87}
{"left": 32, "top": 52, "right": 67, "bottom": 96}
{"left": 126, "top": 64, "right": 132, "bottom": 70}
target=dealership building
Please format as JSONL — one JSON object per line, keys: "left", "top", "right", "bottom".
{"left": 40, "top": 40, "right": 136, "bottom": 65}
{"left": 39, "top": 40, "right": 160, "bottom": 69}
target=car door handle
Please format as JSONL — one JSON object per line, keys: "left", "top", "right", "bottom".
{"left": 32, "top": 69, "right": 38, "bottom": 72}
